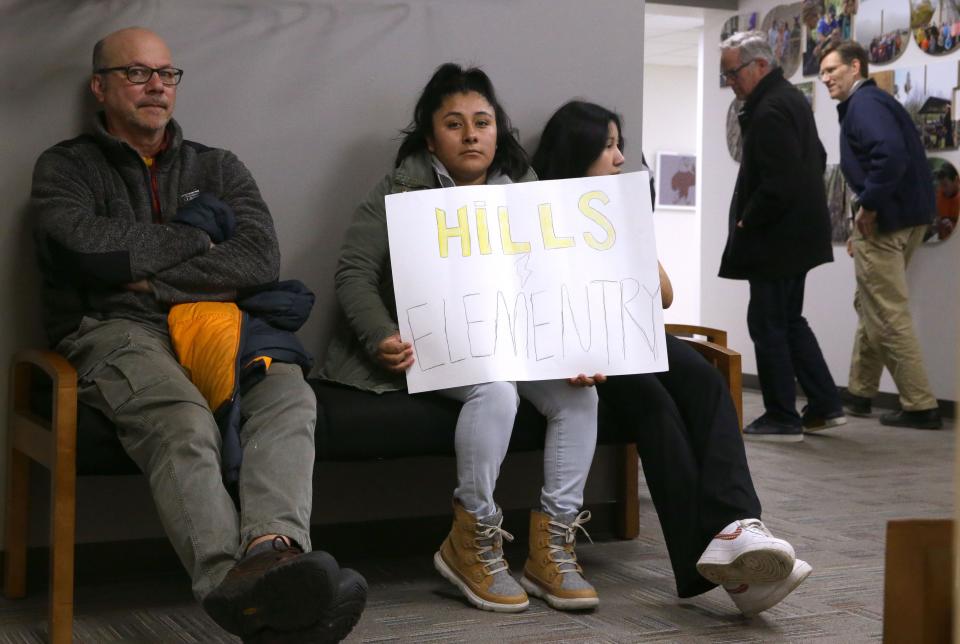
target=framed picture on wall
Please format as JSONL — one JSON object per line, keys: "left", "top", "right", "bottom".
{"left": 655, "top": 152, "right": 697, "bottom": 210}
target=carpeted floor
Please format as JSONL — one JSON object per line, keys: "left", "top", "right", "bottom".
{"left": 0, "top": 390, "right": 953, "bottom": 643}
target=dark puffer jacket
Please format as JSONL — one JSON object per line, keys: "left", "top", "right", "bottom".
{"left": 719, "top": 68, "right": 834, "bottom": 281}
{"left": 166, "top": 196, "right": 313, "bottom": 490}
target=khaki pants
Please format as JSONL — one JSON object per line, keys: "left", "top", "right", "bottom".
{"left": 849, "top": 224, "right": 937, "bottom": 411}
{"left": 57, "top": 317, "right": 317, "bottom": 599}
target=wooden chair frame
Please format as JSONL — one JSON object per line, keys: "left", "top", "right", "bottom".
{"left": 3, "top": 325, "right": 741, "bottom": 642}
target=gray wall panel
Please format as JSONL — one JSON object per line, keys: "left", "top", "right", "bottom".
{"left": 0, "top": 0, "right": 644, "bottom": 541}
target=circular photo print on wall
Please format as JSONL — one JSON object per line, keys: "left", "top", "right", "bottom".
{"left": 761, "top": 2, "right": 804, "bottom": 78}
{"left": 910, "top": 0, "right": 960, "bottom": 55}
{"left": 802, "top": 0, "right": 858, "bottom": 76}
{"left": 727, "top": 99, "right": 744, "bottom": 162}
{"left": 859, "top": 0, "right": 911, "bottom": 64}
{"left": 927, "top": 157, "right": 959, "bottom": 242}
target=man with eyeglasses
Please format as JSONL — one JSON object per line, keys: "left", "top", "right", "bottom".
{"left": 29, "top": 27, "right": 366, "bottom": 642}
{"left": 718, "top": 31, "right": 844, "bottom": 442}
{"left": 819, "top": 41, "right": 942, "bottom": 430}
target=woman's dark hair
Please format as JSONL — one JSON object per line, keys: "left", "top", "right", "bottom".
{"left": 531, "top": 101, "right": 624, "bottom": 180}
{"left": 395, "top": 62, "right": 529, "bottom": 181}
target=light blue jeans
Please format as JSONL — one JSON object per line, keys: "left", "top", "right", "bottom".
{"left": 439, "top": 380, "right": 598, "bottom": 520}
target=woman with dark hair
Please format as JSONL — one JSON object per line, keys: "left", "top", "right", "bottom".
{"left": 532, "top": 100, "right": 811, "bottom": 618}
{"left": 323, "top": 66, "right": 602, "bottom": 614}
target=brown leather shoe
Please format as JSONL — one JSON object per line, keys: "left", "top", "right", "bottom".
{"left": 203, "top": 537, "right": 342, "bottom": 639}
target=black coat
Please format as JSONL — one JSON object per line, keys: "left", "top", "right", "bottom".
{"left": 719, "top": 69, "right": 834, "bottom": 280}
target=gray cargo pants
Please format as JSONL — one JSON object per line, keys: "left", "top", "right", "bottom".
{"left": 57, "top": 317, "right": 316, "bottom": 599}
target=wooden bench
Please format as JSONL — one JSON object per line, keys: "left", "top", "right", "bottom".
{"left": 3, "top": 323, "right": 740, "bottom": 643}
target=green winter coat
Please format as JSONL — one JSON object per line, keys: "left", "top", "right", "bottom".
{"left": 321, "top": 151, "right": 536, "bottom": 392}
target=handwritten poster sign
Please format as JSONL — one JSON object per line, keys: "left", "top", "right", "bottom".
{"left": 385, "top": 172, "right": 667, "bottom": 393}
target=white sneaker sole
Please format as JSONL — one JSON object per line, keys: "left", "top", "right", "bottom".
{"left": 432, "top": 551, "right": 529, "bottom": 613}
{"left": 804, "top": 416, "right": 848, "bottom": 433}
{"left": 519, "top": 575, "right": 599, "bottom": 611}
{"left": 697, "top": 538, "right": 795, "bottom": 586}
{"left": 730, "top": 559, "right": 812, "bottom": 617}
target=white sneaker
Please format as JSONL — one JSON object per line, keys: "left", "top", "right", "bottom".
{"left": 696, "top": 519, "right": 795, "bottom": 585}
{"left": 725, "top": 559, "right": 812, "bottom": 617}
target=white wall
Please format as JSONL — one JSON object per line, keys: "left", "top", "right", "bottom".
{"left": 643, "top": 63, "right": 702, "bottom": 324}
{"left": 700, "top": 7, "right": 959, "bottom": 402}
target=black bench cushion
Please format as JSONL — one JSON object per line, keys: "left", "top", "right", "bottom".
{"left": 32, "top": 373, "right": 631, "bottom": 475}
{"left": 312, "top": 380, "right": 631, "bottom": 461}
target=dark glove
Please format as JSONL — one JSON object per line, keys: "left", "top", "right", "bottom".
{"left": 173, "top": 192, "right": 236, "bottom": 243}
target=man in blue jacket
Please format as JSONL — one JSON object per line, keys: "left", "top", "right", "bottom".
{"left": 819, "top": 41, "right": 942, "bottom": 429}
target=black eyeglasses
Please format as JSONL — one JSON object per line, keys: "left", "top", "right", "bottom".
{"left": 720, "top": 59, "right": 755, "bottom": 83}
{"left": 95, "top": 65, "right": 184, "bottom": 86}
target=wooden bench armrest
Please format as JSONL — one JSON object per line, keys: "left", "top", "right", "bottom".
{"left": 6, "top": 349, "right": 79, "bottom": 642}
{"left": 665, "top": 323, "right": 728, "bottom": 348}
{"left": 672, "top": 336, "right": 743, "bottom": 431}
{"left": 10, "top": 350, "right": 78, "bottom": 469}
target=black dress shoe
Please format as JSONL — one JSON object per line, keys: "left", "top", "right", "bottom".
{"left": 244, "top": 568, "right": 368, "bottom": 643}
{"left": 841, "top": 391, "right": 872, "bottom": 417}
{"left": 743, "top": 415, "right": 804, "bottom": 442}
{"left": 879, "top": 408, "right": 943, "bottom": 430}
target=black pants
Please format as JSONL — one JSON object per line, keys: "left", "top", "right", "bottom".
{"left": 599, "top": 334, "right": 762, "bottom": 598}
{"left": 747, "top": 274, "right": 841, "bottom": 424}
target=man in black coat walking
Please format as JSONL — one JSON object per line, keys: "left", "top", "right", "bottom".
{"left": 719, "top": 31, "right": 845, "bottom": 442}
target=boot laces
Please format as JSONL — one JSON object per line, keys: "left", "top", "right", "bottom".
{"left": 474, "top": 515, "right": 514, "bottom": 576}
{"left": 547, "top": 511, "right": 593, "bottom": 574}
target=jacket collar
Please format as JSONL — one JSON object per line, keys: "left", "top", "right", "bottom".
{"left": 837, "top": 77, "right": 876, "bottom": 122}
{"left": 92, "top": 111, "right": 183, "bottom": 168}
{"left": 742, "top": 67, "right": 785, "bottom": 114}
{"left": 393, "top": 150, "right": 441, "bottom": 190}
{"left": 394, "top": 150, "right": 529, "bottom": 190}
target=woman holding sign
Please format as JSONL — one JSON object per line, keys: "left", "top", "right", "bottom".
{"left": 324, "top": 65, "right": 602, "bottom": 613}
{"left": 532, "top": 101, "right": 810, "bottom": 617}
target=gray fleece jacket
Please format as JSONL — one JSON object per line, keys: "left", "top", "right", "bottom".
{"left": 31, "top": 114, "right": 280, "bottom": 345}
{"left": 322, "top": 150, "right": 536, "bottom": 393}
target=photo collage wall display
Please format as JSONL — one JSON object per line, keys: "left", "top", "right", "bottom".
{"left": 909, "top": 0, "right": 960, "bottom": 55}
{"left": 726, "top": 99, "right": 744, "bottom": 162}
{"left": 802, "top": 0, "right": 858, "bottom": 76}
{"left": 869, "top": 59, "right": 959, "bottom": 150}
{"left": 825, "top": 164, "right": 853, "bottom": 242}
{"left": 762, "top": 2, "right": 805, "bottom": 78}
{"left": 858, "top": 0, "right": 911, "bottom": 63}
{"left": 927, "top": 157, "right": 960, "bottom": 241}
{"left": 721, "top": 0, "right": 960, "bottom": 246}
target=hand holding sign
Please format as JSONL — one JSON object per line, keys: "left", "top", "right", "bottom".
{"left": 377, "top": 332, "right": 414, "bottom": 373}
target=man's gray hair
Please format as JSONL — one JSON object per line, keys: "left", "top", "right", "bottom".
{"left": 720, "top": 31, "right": 779, "bottom": 68}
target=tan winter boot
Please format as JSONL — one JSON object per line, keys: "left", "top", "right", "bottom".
{"left": 433, "top": 500, "right": 529, "bottom": 612}
{"left": 520, "top": 509, "right": 598, "bottom": 610}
